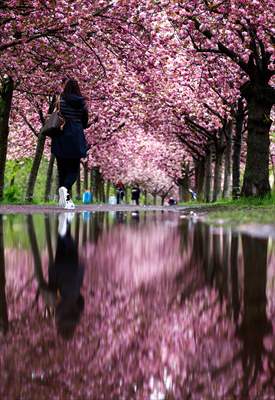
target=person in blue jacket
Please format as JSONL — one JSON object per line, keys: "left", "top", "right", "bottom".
{"left": 52, "top": 79, "right": 89, "bottom": 209}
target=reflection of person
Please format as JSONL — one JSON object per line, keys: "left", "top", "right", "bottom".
{"left": 48, "top": 214, "right": 85, "bottom": 339}
{"left": 116, "top": 181, "right": 125, "bottom": 204}
{"left": 51, "top": 79, "right": 89, "bottom": 210}
{"left": 131, "top": 186, "right": 141, "bottom": 205}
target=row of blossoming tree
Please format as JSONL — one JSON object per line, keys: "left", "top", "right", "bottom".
{"left": 0, "top": 0, "right": 274, "bottom": 203}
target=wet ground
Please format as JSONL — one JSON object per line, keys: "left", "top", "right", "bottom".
{"left": 0, "top": 210, "right": 275, "bottom": 399}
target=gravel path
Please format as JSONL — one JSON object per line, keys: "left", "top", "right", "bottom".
{"left": 0, "top": 204, "right": 195, "bottom": 214}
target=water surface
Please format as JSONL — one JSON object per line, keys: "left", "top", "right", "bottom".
{"left": 0, "top": 212, "right": 275, "bottom": 399}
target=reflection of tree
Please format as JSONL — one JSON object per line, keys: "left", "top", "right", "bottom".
{"left": 231, "top": 234, "right": 240, "bottom": 324}
{"left": 238, "top": 234, "right": 273, "bottom": 396}
{"left": 0, "top": 215, "right": 8, "bottom": 334}
{"left": 89, "top": 212, "right": 105, "bottom": 243}
{"left": 45, "top": 215, "right": 54, "bottom": 265}
{"left": 27, "top": 215, "right": 53, "bottom": 316}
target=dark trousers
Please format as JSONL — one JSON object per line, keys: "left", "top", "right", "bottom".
{"left": 56, "top": 157, "right": 80, "bottom": 192}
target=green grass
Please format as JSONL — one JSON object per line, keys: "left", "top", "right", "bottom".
{"left": 179, "top": 193, "right": 275, "bottom": 225}
{"left": 180, "top": 192, "right": 275, "bottom": 208}
{"left": 2, "top": 158, "right": 53, "bottom": 204}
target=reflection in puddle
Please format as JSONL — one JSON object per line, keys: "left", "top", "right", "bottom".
{"left": 0, "top": 212, "right": 275, "bottom": 399}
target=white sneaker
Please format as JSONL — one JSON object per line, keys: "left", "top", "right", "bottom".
{"left": 58, "top": 213, "right": 67, "bottom": 237}
{"left": 58, "top": 187, "right": 68, "bottom": 208}
{"left": 65, "top": 199, "right": 75, "bottom": 210}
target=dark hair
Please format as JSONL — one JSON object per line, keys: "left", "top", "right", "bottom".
{"left": 62, "top": 79, "right": 82, "bottom": 100}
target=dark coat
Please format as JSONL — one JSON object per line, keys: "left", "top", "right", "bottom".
{"left": 51, "top": 94, "right": 88, "bottom": 159}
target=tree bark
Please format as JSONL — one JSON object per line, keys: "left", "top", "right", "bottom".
{"left": 25, "top": 132, "right": 46, "bottom": 202}
{"left": 0, "top": 77, "right": 14, "bottom": 201}
{"left": 76, "top": 169, "right": 81, "bottom": 200}
{"left": 144, "top": 190, "right": 147, "bottom": 205}
{"left": 0, "top": 215, "right": 8, "bottom": 334}
{"left": 106, "top": 181, "right": 111, "bottom": 202}
{"left": 232, "top": 99, "right": 244, "bottom": 199}
{"left": 91, "top": 167, "right": 101, "bottom": 202}
{"left": 54, "top": 166, "right": 59, "bottom": 200}
{"left": 213, "top": 148, "right": 223, "bottom": 202}
{"left": 194, "top": 157, "right": 205, "bottom": 201}
{"left": 241, "top": 83, "right": 274, "bottom": 197}
{"left": 83, "top": 162, "right": 89, "bottom": 190}
{"left": 213, "top": 129, "right": 226, "bottom": 203}
{"left": 98, "top": 178, "right": 105, "bottom": 203}
{"left": 44, "top": 154, "right": 55, "bottom": 202}
{"left": 124, "top": 187, "right": 129, "bottom": 204}
{"left": 204, "top": 146, "right": 213, "bottom": 203}
{"left": 179, "top": 162, "right": 191, "bottom": 202}
{"left": 90, "top": 169, "right": 93, "bottom": 194}
{"left": 222, "top": 121, "right": 232, "bottom": 199}
{"left": 153, "top": 194, "right": 157, "bottom": 205}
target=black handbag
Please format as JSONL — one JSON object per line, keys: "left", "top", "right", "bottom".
{"left": 41, "top": 96, "right": 65, "bottom": 137}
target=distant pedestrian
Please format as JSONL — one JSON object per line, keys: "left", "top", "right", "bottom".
{"left": 116, "top": 181, "right": 125, "bottom": 204}
{"left": 168, "top": 197, "right": 177, "bottom": 206}
{"left": 188, "top": 188, "right": 197, "bottom": 200}
{"left": 131, "top": 185, "right": 141, "bottom": 205}
{"left": 51, "top": 79, "right": 89, "bottom": 209}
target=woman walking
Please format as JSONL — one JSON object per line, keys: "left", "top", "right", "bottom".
{"left": 52, "top": 79, "right": 89, "bottom": 209}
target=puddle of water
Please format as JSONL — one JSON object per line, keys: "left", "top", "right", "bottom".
{"left": 0, "top": 212, "right": 275, "bottom": 399}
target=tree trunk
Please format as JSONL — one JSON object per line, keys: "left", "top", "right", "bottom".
{"left": 222, "top": 121, "right": 232, "bottom": 199}
{"left": 0, "top": 77, "right": 14, "bottom": 201}
{"left": 153, "top": 194, "right": 157, "bottom": 205}
{"left": 232, "top": 99, "right": 244, "bottom": 199}
{"left": 76, "top": 169, "right": 81, "bottom": 200}
{"left": 54, "top": 166, "right": 59, "bottom": 200}
{"left": 241, "top": 83, "right": 274, "bottom": 197}
{"left": 204, "top": 146, "right": 213, "bottom": 203}
{"left": 25, "top": 132, "right": 46, "bottom": 202}
{"left": 91, "top": 167, "right": 101, "bottom": 202}
{"left": 44, "top": 154, "right": 55, "bottom": 202}
{"left": 183, "top": 163, "right": 190, "bottom": 201}
{"left": 179, "top": 162, "right": 191, "bottom": 202}
{"left": 83, "top": 162, "right": 89, "bottom": 190}
{"left": 124, "top": 187, "right": 129, "bottom": 204}
{"left": 144, "top": 190, "right": 147, "bottom": 205}
{"left": 213, "top": 148, "right": 223, "bottom": 202}
{"left": 90, "top": 169, "right": 94, "bottom": 194}
{"left": 0, "top": 215, "right": 8, "bottom": 334}
{"left": 194, "top": 157, "right": 205, "bottom": 201}
{"left": 106, "top": 181, "right": 111, "bottom": 202}
{"left": 99, "top": 179, "right": 105, "bottom": 203}
{"left": 161, "top": 196, "right": 165, "bottom": 206}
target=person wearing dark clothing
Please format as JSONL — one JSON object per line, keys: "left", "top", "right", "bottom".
{"left": 116, "top": 181, "right": 125, "bottom": 204}
{"left": 56, "top": 158, "right": 80, "bottom": 194}
{"left": 51, "top": 79, "right": 89, "bottom": 209}
{"left": 131, "top": 186, "right": 141, "bottom": 205}
{"left": 168, "top": 197, "right": 177, "bottom": 206}
{"left": 48, "top": 217, "right": 84, "bottom": 340}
